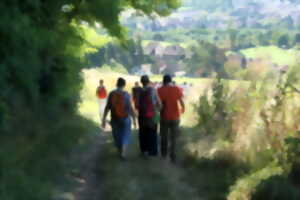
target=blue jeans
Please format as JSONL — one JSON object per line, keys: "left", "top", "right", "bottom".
{"left": 111, "top": 117, "right": 131, "bottom": 149}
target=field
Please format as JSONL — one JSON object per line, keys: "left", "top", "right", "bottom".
{"left": 241, "top": 46, "right": 300, "bottom": 66}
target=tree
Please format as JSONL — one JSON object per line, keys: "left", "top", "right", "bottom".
{"left": 93, "top": 38, "right": 150, "bottom": 71}
{"left": 280, "top": 16, "right": 294, "bottom": 30}
{"left": 278, "top": 34, "right": 290, "bottom": 48}
{"left": 229, "top": 29, "right": 238, "bottom": 50}
{"left": 153, "top": 33, "right": 165, "bottom": 41}
{"left": 257, "top": 33, "right": 270, "bottom": 46}
{"left": 185, "top": 41, "right": 227, "bottom": 78}
{"left": 294, "top": 33, "right": 300, "bottom": 44}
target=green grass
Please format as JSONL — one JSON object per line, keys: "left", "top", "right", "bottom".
{"left": 241, "top": 46, "right": 300, "bottom": 66}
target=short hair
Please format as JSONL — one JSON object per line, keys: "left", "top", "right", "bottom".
{"left": 100, "top": 79, "right": 104, "bottom": 83}
{"left": 140, "top": 75, "right": 150, "bottom": 86}
{"left": 163, "top": 74, "right": 172, "bottom": 85}
{"left": 116, "top": 77, "right": 126, "bottom": 88}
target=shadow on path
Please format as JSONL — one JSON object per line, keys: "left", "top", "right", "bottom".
{"left": 72, "top": 131, "right": 106, "bottom": 200}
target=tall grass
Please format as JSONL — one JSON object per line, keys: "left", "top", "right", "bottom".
{"left": 190, "top": 65, "right": 300, "bottom": 200}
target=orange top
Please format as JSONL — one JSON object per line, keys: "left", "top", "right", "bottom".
{"left": 158, "top": 85, "right": 183, "bottom": 121}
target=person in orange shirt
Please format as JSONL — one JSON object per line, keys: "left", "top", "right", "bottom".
{"left": 157, "top": 74, "right": 185, "bottom": 163}
{"left": 96, "top": 79, "right": 107, "bottom": 122}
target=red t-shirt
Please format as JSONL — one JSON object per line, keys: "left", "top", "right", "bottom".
{"left": 97, "top": 87, "right": 107, "bottom": 99}
{"left": 158, "top": 85, "right": 183, "bottom": 121}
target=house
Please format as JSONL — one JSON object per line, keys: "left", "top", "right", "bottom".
{"left": 164, "top": 45, "right": 186, "bottom": 57}
{"left": 226, "top": 52, "right": 247, "bottom": 69}
{"left": 143, "top": 42, "right": 164, "bottom": 57}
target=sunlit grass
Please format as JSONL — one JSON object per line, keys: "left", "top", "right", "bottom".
{"left": 241, "top": 46, "right": 300, "bottom": 66}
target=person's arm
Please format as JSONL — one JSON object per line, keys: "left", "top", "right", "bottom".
{"left": 177, "top": 87, "right": 185, "bottom": 114}
{"left": 154, "top": 89, "right": 162, "bottom": 110}
{"left": 179, "top": 98, "right": 185, "bottom": 114}
{"left": 96, "top": 87, "right": 99, "bottom": 97}
{"left": 128, "top": 95, "right": 137, "bottom": 129}
{"left": 102, "top": 93, "right": 111, "bottom": 128}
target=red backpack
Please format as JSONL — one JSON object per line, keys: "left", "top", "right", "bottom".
{"left": 138, "top": 88, "right": 155, "bottom": 118}
{"left": 111, "top": 91, "right": 128, "bottom": 118}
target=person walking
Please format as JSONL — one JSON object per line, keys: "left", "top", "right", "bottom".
{"left": 102, "top": 78, "right": 136, "bottom": 160}
{"left": 137, "top": 75, "right": 161, "bottom": 157}
{"left": 132, "top": 81, "right": 142, "bottom": 111}
{"left": 96, "top": 79, "right": 107, "bottom": 122}
{"left": 158, "top": 75, "right": 185, "bottom": 163}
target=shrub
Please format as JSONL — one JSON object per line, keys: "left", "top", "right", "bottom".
{"left": 196, "top": 78, "right": 236, "bottom": 140}
{"left": 252, "top": 176, "right": 300, "bottom": 200}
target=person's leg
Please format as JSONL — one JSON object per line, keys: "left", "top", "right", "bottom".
{"left": 100, "top": 99, "right": 106, "bottom": 117}
{"left": 138, "top": 117, "right": 147, "bottom": 155}
{"left": 148, "top": 123, "right": 158, "bottom": 156}
{"left": 111, "top": 120, "right": 122, "bottom": 153}
{"left": 120, "top": 118, "right": 132, "bottom": 160}
{"left": 170, "top": 120, "right": 180, "bottom": 163}
{"left": 98, "top": 99, "right": 102, "bottom": 122}
{"left": 160, "top": 120, "right": 169, "bottom": 158}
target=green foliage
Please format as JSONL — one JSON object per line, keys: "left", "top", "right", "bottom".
{"left": 90, "top": 38, "right": 151, "bottom": 71}
{"left": 80, "top": 25, "right": 112, "bottom": 55}
{"left": 252, "top": 176, "right": 300, "bottom": 200}
{"left": 294, "top": 33, "right": 300, "bottom": 44}
{"left": 153, "top": 33, "right": 165, "bottom": 41}
{"left": 278, "top": 34, "right": 290, "bottom": 48}
{"left": 185, "top": 41, "right": 227, "bottom": 77}
{"left": 229, "top": 29, "right": 238, "bottom": 50}
{"left": 196, "top": 78, "right": 235, "bottom": 140}
{"left": 284, "top": 131, "right": 300, "bottom": 174}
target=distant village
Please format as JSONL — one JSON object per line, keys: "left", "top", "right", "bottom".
{"left": 122, "top": 0, "right": 300, "bottom": 31}
{"left": 115, "top": 0, "right": 300, "bottom": 76}
{"left": 131, "top": 41, "right": 290, "bottom": 77}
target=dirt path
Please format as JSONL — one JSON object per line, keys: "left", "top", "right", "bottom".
{"left": 72, "top": 132, "right": 106, "bottom": 200}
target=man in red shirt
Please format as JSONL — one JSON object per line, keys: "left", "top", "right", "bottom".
{"left": 158, "top": 74, "right": 185, "bottom": 163}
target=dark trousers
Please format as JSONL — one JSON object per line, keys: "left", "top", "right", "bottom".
{"left": 138, "top": 117, "right": 158, "bottom": 156}
{"left": 160, "top": 120, "right": 180, "bottom": 161}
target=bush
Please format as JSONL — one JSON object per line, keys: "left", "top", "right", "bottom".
{"left": 196, "top": 78, "right": 235, "bottom": 140}
{"left": 252, "top": 176, "right": 300, "bottom": 200}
